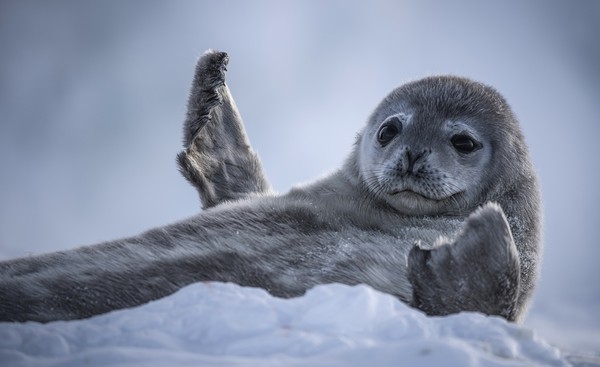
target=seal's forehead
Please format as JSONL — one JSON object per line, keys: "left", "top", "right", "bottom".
{"left": 372, "top": 76, "right": 512, "bottom": 126}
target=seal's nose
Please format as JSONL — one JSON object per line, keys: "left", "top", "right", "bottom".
{"left": 397, "top": 148, "right": 427, "bottom": 176}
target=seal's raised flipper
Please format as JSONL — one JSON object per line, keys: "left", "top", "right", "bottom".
{"left": 177, "top": 50, "right": 271, "bottom": 209}
{"left": 408, "top": 203, "right": 521, "bottom": 321}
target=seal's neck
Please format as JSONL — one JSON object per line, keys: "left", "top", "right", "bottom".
{"left": 340, "top": 145, "right": 363, "bottom": 189}
{"left": 288, "top": 146, "right": 365, "bottom": 199}
{"left": 285, "top": 146, "right": 402, "bottom": 223}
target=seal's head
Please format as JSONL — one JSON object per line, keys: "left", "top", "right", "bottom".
{"left": 356, "top": 76, "right": 532, "bottom": 216}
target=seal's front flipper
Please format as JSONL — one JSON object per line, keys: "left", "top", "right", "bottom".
{"left": 408, "top": 202, "right": 521, "bottom": 321}
{"left": 177, "top": 50, "right": 271, "bottom": 209}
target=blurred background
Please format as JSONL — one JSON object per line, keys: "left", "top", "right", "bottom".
{"left": 0, "top": 0, "right": 598, "bottom": 356}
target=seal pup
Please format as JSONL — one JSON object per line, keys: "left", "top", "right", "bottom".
{"left": 178, "top": 51, "right": 542, "bottom": 320}
{"left": 0, "top": 51, "right": 542, "bottom": 323}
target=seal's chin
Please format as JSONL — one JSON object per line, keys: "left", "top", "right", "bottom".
{"left": 389, "top": 189, "right": 431, "bottom": 200}
{"left": 389, "top": 189, "right": 447, "bottom": 204}
{"left": 386, "top": 190, "right": 436, "bottom": 215}
{"left": 387, "top": 189, "right": 464, "bottom": 215}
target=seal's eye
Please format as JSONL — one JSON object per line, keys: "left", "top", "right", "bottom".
{"left": 377, "top": 117, "right": 402, "bottom": 146}
{"left": 451, "top": 134, "right": 481, "bottom": 154}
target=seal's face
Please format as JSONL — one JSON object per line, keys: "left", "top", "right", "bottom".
{"left": 358, "top": 76, "right": 514, "bottom": 216}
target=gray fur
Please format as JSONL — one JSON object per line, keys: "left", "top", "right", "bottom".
{"left": 177, "top": 50, "right": 271, "bottom": 208}
{"left": 408, "top": 203, "right": 521, "bottom": 320}
{"left": 0, "top": 51, "right": 542, "bottom": 324}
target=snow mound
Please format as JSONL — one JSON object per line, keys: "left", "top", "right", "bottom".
{"left": 0, "top": 282, "right": 575, "bottom": 366}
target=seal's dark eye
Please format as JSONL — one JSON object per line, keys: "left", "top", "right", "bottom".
{"left": 451, "top": 134, "right": 481, "bottom": 154}
{"left": 377, "top": 117, "right": 402, "bottom": 146}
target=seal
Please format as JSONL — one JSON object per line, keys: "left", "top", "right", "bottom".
{"left": 0, "top": 51, "right": 542, "bottom": 323}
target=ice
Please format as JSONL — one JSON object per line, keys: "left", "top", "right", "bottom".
{"left": 0, "top": 282, "right": 582, "bottom": 367}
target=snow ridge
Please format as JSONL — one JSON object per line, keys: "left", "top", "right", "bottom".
{"left": 0, "top": 282, "right": 574, "bottom": 366}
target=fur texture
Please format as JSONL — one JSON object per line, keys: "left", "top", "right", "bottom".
{"left": 0, "top": 51, "right": 542, "bottom": 324}
{"left": 177, "top": 50, "right": 271, "bottom": 208}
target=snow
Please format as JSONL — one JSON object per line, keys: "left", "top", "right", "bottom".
{"left": 0, "top": 282, "right": 586, "bottom": 367}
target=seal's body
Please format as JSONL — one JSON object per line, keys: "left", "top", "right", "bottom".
{"left": 0, "top": 51, "right": 542, "bottom": 323}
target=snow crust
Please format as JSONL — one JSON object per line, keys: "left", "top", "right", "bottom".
{"left": 0, "top": 282, "right": 578, "bottom": 367}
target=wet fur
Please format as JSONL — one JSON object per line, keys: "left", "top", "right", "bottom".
{"left": 0, "top": 51, "right": 542, "bottom": 323}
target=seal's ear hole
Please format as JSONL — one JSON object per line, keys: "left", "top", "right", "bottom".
{"left": 377, "top": 116, "right": 403, "bottom": 146}
{"left": 451, "top": 134, "right": 482, "bottom": 154}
